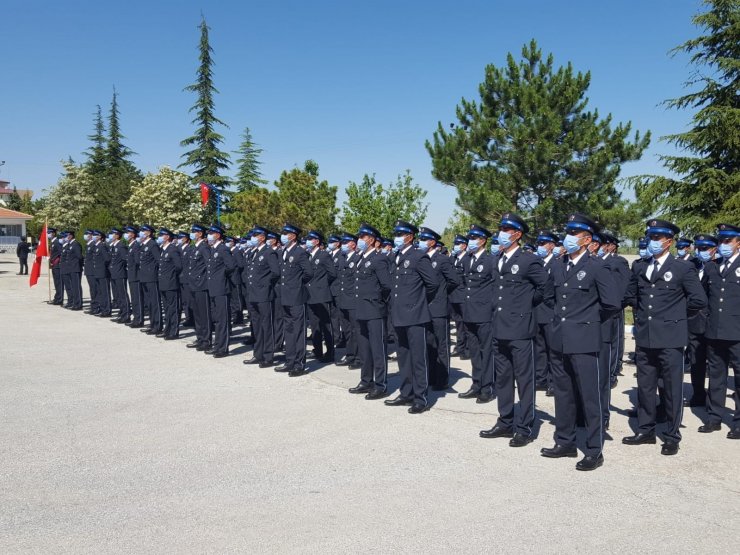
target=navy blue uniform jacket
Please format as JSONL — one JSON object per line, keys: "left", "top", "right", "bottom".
{"left": 279, "top": 244, "right": 314, "bottom": 306}
{"left": 137, "top": 239, "right": 160, "bottom": 284}
{"left": 461, "top": 251, "right": 497, "bottom": 324}
{"left": 704, "top": 255, "right": 740, "bottom": 341}
{"left": 427, "top": 250, "right": 461, "bottom": 318}
{"left": 158, "top": 243, "right": 182, "bottom": 291}
{"left": 354, "top": 251, "right": 391, "bottom": 320}
{"left": 207, "top": 242, "right": 235, "bottom": 297}
{"left": 245, "top": 245, "right": 280, "bottom": 303}
{"left": 188, "top": 240, "right": 211, "bottom": 292}
{"left": 109, "top": 241, "right": 128, "bottom": 280}
{"left": 307, "top": 249, "right": 336, "bottom": 304}
{"left": 389, "top": 246, "right": 437, "bottom": 326}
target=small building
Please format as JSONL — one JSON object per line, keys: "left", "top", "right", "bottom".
{"left": 0, "top": 180, "right": 34, "bottom": 207}
{"left": 0, "top": 207, "right": 34, "bottom": 249}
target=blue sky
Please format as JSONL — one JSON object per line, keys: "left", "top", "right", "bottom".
{"left": 1, "top": 0, "right": 702, "bottom": 230}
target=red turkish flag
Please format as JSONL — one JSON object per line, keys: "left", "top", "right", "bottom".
{"left": 30, "top": 223, "right": 48, "bottom": 287}
{"left": 199, "top": 182, "right": 209, "bottom": 207}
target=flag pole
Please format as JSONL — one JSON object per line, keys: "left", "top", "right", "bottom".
{"left": 46, "top": 217, "right": 51, "bottom": 303}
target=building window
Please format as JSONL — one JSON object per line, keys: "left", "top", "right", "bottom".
{"left": 0, "top": 224, "right": 23, "bottom": 236}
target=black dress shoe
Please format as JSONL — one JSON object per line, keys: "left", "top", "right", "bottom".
{"left": 384, "top": 395, "right": 413, "bottom": 406}
{"left": 146, "top": 329, "right": 159, "bottom": 336}
{"left": 685, "top": 397, "right": 706, "bottom": 407}
{"left": 661, "top": 442, "right": 679, "bottom": 456}
{"left": 163, "top": 336, "right": 178, "bottom": 341}
{"left": 196, "top": 343, "right": 210, "bottom": 352}
{"left": 259, "top": 361, "right": 274, "bottom": 368}
{"left": 408, "top": 403, "right": 430, "bottom": 414}
{"left": 458, "top": 387, "right": 479, "bottom": 399}
{"left": 181, "top": 320, "right": 194, "bottom": 327}
{"left": 336, "top": 357, "right": 351, "bottom": 367}
{"left": 349, "top": 383, "right": 372, "bottom": 394}
{"left": 288, "top": 367, "right": 308, "bottom": 377}
{"left": 212, "top": 351, "right": 229, "bottom": 359}
{"left": 476, "top": 392, "right": 493, "bottom": 404}
{"left": 274, "top": 364, "right": 290, "bottom": 373}
{"left": 140, "top": 328, "right": 151, "bottom": 334}
{"left": 127, "top": 322, "right": 143, "bottom": 328}
{"left": 348, "top": 362, "right": 361, "bottom": 370}
{"left": 698, "top": 421, "right": 722, "bottom": 433}
{"left": 535, "top": 383, "right": 548, "bottom": 392}
{"left": 622, "top": 432, "right": 656, "bottom": 445}
{"left": 204, "top": 346, "right": 215, "bottom": 354}
{"left": 186, "top": 341, "right": 201, "bottom": 349}
{"left": 460, "top": 353, "right": 470, "bottom": 360}
{"left": 626, "top": 408, "right": 638, "bottom": 418}
{"left": 365, "top": 389, "right": 390, "bottom": 400}
{"left": 576, "top": 454, "right": 604, "bottom": 471}
{"left": 243, "top": 357, "right": 260, "bottom": 365}
{"left": 479, "top": 425, "right": 514, "bottom": 439}
{"left": 306, "top": 352, "right": 317, "bottom": 360}
{"left": 318, "top": 353, "right": 335, "bottom": 363}
{"left": 155, "top": 332, "right": 166, "bottom": 338}
{"left": 70, "top": 307, "right": 82, "bottom": 311}
{"left": 727, "top": 427, "right": 740, "bottom": 440}
{"left": 450, "top": 348, "right": 462, "bottom": 357}
{"left": 541, "top": 444, "right": 578, "bottom": 458}
{"left": 509, "top": 433, "right": 533, "bottom": 447}
{"left": 545, "top": 387, "right": 554, "bottom": 397}
{"left": 97, "top": 312, "right": 112, "bottom": 318}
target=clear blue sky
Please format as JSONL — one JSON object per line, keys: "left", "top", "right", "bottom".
{"left": 1, "top": 0, "right": 702, "bottom": 230}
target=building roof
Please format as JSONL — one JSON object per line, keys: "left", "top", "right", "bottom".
{"left": 0, "top": 207, "right": 33, "bottom": 220}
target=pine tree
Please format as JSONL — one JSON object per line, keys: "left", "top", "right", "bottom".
{"left": 180, "top": 17, "right": 231, "bottom": 219}
{"left": 233, "top": 127, "right": 267, "bottom": 192}
{"left": 105, "top": 88, "right": 135, "bottom": 169}
{"left": 633, "top": 0, "right": 739, "bottom": 232}
{"left": 85, "top": 105, "right": 107, "bottom": 174}
{"left": 426, "top": 39, "right": 650, "bottom": 233}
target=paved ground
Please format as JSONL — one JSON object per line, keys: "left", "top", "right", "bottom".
{"left": 1, "top": 252, "right": 738, "bottom": 554}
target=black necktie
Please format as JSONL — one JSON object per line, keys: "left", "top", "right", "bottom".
{"left": 650, "top": 260, "right": 660, "bottom": 283}
{"left": 567, "top": 261, "right": 574, "bottom": 273}
{"left": 721, "top": 262, "right": 729, "bottom": 277}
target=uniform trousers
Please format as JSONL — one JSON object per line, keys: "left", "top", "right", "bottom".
{"left": 308, "top": 302, "right": 334, "bottom": 357}
{"left": 272, "top": 299, "right": 285, "bottom": 350}
{"left": 64, "top": 273, "right": 83, "bottom": 308}
{"left": 180, "top": 283, "right": 194, "bottom": 323}
{"left": 358, "top": 318, "right": 387, "bottom": 391}
{"left": 495, "top": 338, "right": 536, "bottom": 436}
{"left": 534, "top": 322, "right": 551, "bottom": 387}
{"left": 141, "top": 281, "right": 161, "bottom": 331}
{"left": 330, "top": 299, "right": 342, "bottom": 346}
{"left": 339, "top": 308, "right": 359, "bottom": 363}
{"left": 249, "top": 301, "right": 274, "bottom": 363}
{"left": 609, "top": 317, "right": 622, "bottom": 383}
{"left": 111, "top": 278, "right": 129, "bottom": 319}
{"left": 282, "top": 304, "right": 307, "bottom": 369}
{"left": 95, "top": 277, "right": 111, "bottom": 314}
{"left": 635, "top": 346, "right": 684, "bottom": 443}
{"left": 86, "top": 274, "right": 99, "bottom": 312}
{"left": 551, "top": 350, "right": 604, "bottom": 457}
{"left": 598, "top": 340, "right": 614, "bottom": 428}
{"left": 160, "top": 289, "right": 180, "bottom": 338}
{"left": 426, "top": 317, "right": 450, "bottom": 388}
{"left": 687, "top": 332, "right": 708, "bottom": 403}
{"left": 465, "top": 320, "right": 494, "bottom": 396}
{"left": 52, "top": 267, "right": 63, "bottom": 303}
{"left": 706, "top": 339, "right": 740, "bottom": 426}
{"left": 449, "top": 302, "right": 467, "bottom": 354}
{"left": 192, "top": 290, "right": 211, "bottom": 345}
{"left": 397, "top": 324, "right": 430, "bottom": 405}
{"left": 129, "top": 280, "right": 143, "bottom": 324}
{"left": 209, "top": 295, "right": 230, "bottom": 353}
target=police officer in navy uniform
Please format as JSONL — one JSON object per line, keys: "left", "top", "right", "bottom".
{"left": 419, "top": 226, "right": 461, "bottom": 391}
{"left": 225, "top": 236, "right": 245, "bottom": 326}
{"left": 243, "top": 226, "right": 280, "bottom": 368}
{"left": 700, "top": 223, "right": 740, "bottom": 439}
{"left": 267, "top": 231, "right": 285, "bottom": 352}
{"left": 177, "top": 231, "right": 195, "bottom": 327}
{"left": 275, "top": 223, "right": 314, "bottom": 376}
{"left": 684, "top": 234, "right": 716, "bottom": 408}
{"left": 82, "top": 229, "right": 99, "bottom": 314}
{"left": 600, "top": 234, "right": 630, "bottom": 390}
{"left": 336, "top": 233, "right": 361, "bottom": 369}
{"left": 540, "top": 213, "right": 621, "bottom": 470}
{"left": 481, "top": 213, "right": 551, "bottom": 446}
{"left": 623, "top": 219, "right": 707, "bottom": 455}
{"left": 157, "top": 228, "right": 182, "bottom": 340}
{"left": 348, "top": 223, "right": 392, "bottom": 399}
{"left": 449, "top": 235, "right": 469, "bottom": 359}
{"left": 186, "top": 224, "right": 212, "bottom": 351}
{"left": 206, "top": 224, "right": 235, "bottom": 358}
{"left": 61, "top": 230, "right": 83, "bottom": 310}
{"left": 305, "top": 230, "right": 337, "bottom": 363}
{"left": 124, "top": 226, "right": 144, "bottom": 327}
{"left": 48, "top": 228, "right": 64, "bottom": 305}
{"left": 458, "top": 225, "right": 497, "bottom": 403}
{"left": 138, "top": 225, "right": 162, "bottom": 335}
{"left": 327, "top": 234, "right": 345, "bottom": 351}
{"left": 533, "top": 230, "right": 558, "bottom": 394}
{"left": 89, "top": 230, "right": 112, "bottom": 317}
{"left": 108, "top": 228, "right": 130, "bottom": 323}
{"left": 676, "top": 237, "right": 693, "bottom": 261}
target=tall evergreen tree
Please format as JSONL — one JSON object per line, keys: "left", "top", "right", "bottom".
{"left": 233, "top": 127, "right": 267, "bottom": 193}
{"left": 85, "top": 105, "right": 107, "bottom": 174}
{"left": 633, "top": 0, "right": 739, "bottom": 232}
{"left": 180, "top": 17, "right": 231, "bottom": 219}
{"left": 426, "top": 39, "right": 650, "bottom": 233}
{"left": 105, "top": 88, "right": 135, "bottom": 169}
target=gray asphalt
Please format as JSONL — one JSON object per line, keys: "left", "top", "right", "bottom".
{"left": 1, "top": 253, "right": 738, "bottom": 554}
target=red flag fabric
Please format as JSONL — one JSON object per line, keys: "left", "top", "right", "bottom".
{"left": 30, "top": 223, "right": 47, "bottom": 287}
{"left": 200, "top": 182, "right": 209, "bottom": 207}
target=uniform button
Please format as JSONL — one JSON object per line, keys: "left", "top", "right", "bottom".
{"left": 722, "top": 278, "right": 726, "bottom": 282}
{"left": 719, "top": 308, "right": 723, "bottom": 312}
{"left": 651, "top": 284, "right": 656, "bottom": 288}
{"left": 562, "top": 294, "right": 566, "bottom": 298}
{"left": 648, "top": 305, "right": 652, "bottom": 309}
{"left": 499, "top": 276, "right": 503, "bottom": 280}
{"left": 720, "top": 298, "right": 723, "bottom": 302}
{"left": 394, "top": 294, "right": 398, "bottom": 297}
{"left": 466, "top": 296, "right": 470, "bottom": 298}
{"left": 648, "top": 316, "right": 652, "bottom": 320}
{"left": 498, "top": 296, "right": 502, "bottom": 300}
{"left": 499, "top": 286, "right": 503, "bottom": 290}
{"left": 650, "top": 294, "right": 654, "bottom": 298}
{"left": 721, "top": 288, "right": 725, "bottom": 292}
{"left": 561, "top": 317, "right": 566, "bottom": 321}
{"left": 561, "top": 306, "right": 566, "bottom": 310}
{"left": 564, "top": 283, "right": 568, "bottom": 287}
{"left": 498, "top": 307, "right": 502, "bottom": 311}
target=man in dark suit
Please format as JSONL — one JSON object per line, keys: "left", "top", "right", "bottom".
{"left": 534, "top": 230, "right": 558, "bottom": 395}
{"left": 304, "top": 230, "right": 337, "bottom": 363}
{"left": 186, "top": 224, "right": 212, "bottom": 351}
{"left": 449, "top": 235, "right": 469, "bottom": 359}
{"left": 90, "top": 230, "right": 112, "bottom": 317}
{"left": 336, "top": 233, "right": 361, "bottom": 369}
{"left": 16, "top": 237, "right": 30, "bottom": 275}
{"left": 124, "top": 226, "right": 144, "bottom": 327}
{"left": 157, "top": 229, "right": 182, "bottom": 340}
{"left": 137, "top": 225, "right": 161, "bottom": 335}
{"left": 700, "top": 224, "right": 740, "bottom": 439}
{"left": 623, "top": 219, "right": 707, "bottom": 456}
{"left": 48, "top": 228, "right": 64, "bottom": 304}
{"left": 458, "top": 224, "right": 497, "bottom": 403}
{"left": 243, "top": 226, "right": 280, "bottom": 368}
{"left": 275, "top": 223, "right": 314, "bottom": 376}
{"left": 60, "top": 230, "right": 83, "bottom": 310}
{"left": 108, "top": 228, "right": 129, "bottom": 323}
{"left": 540, "top": 213, "right": 621, "bottom": 471}
{"left": 348, "top": 223, "right": 392, "bottom": 398}
{"left": 206, "top": 224, "right": 235, "bottom": 358}
{"left": 480, "top": 213, "right": 551, "bottom": 446}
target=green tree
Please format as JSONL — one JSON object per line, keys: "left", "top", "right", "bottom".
{"left": 85, "top": 105, "right": 107, "bottom": 174}
{"left": 223, "top": 187, "right": 282, "bottom": 233}
{"left": 233, "top": 127, "right": 267, "bottom": 193}
{"left": 633, "top": 0, "right": 739, "bottom": 233}
{"left": 180, "top": 17, "right": 231, "bottom": 219}
{"left": 6, "top": 187, "right": 23, "bottom": 212}
{"left": 38, "top": 162, "right": 97, "bottom": 230}
{"left": 125, "top": 166, "right": 204, "bottom": 230}
{"left": 426, "top": 39, "right": 650, "bottom": 232}
{"left": 340, "top": 171, "right": 428, "bottom": 235}
{"left": 105, "top": 88, "right": 136, "bottom": 169}
{"left": 78, "top": 207, "right": 118, "bottom": 240}
{"left": 274, "top": 161, "right": 338, "bottom": 232}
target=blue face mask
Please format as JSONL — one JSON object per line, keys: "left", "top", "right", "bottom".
{"left": 553, "top": 246, "right": 563, "bottom": 256}
{"left": 46, "top": 233, "right": 52, "bottom": 239}
{"left": 597, "top": 247, "right": 605, "bottom": 258}
{"left": 357, "top": 238, "right": 368, "bottom": 251}
{"left": 340, "top": 243, "right": 350, "bottom": 254}
{"left": 418, "top": 240, "right": 430, "bottom": 251}
{"left": 468, "top": 238, "right": 481, "bottom": 252}
{"left": 490, "top": 243, "right": 501, "bottom": 255}
{"left": 718, "top": 243, "right": 735, "bottom": 259}
{"left": 306, "top": 239, "right": 317, "bottom": 250}
{"left": 677, "top": 249, "right": 686, "bottom": 257}
{"left": 106, "top": 234, "right": 114, "bottom": 243}
{"left": 189, "top": 232, "right": 197, "bottom": 241}
{"left": 648, "top": 239, "right": 665, "bottom": 256}
{"left": 207, "top": 233, "right": 216, "bottom": 245}
{"left": 393, "top": 236, "right": 405, "bottom": 249}
{"left": 536, "top": 246, "right": 549, "bottom": 258}
{"left": 83, "top": 234, "right": 90, "bottom": 241}
{"left": 697, "top": 250, "right": 713, "bottom": 263}
{"left": 156, "top": 236, "right": 165, "bottom": 245}
{"left": 452, "top": 244, "right": 462, "bottom": 254}
{"left": 248, "top": 238, "right": 259, "bottom": 248}
{"left": 497, "top": 231, "right": 513, "bottom": 249}
{"left": 563, "top": 234, "right": 581, "bottom": 254}
{"left": 328, "top": 242, "right": 338, "bottom": 251}
{"left": 280, "top": 234, "right": 289, "bottom": 245}
{"left": 639, "top": 248, "right": 649, "bottom": 259}
{"left": 138, "top": 230, "right": 146, "bottom": 239}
